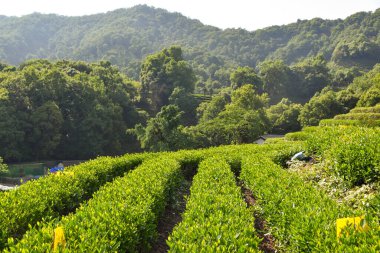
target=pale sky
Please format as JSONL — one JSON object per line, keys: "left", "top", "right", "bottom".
{"left": 1, "top": 0, "right": 380, "bottom": 31}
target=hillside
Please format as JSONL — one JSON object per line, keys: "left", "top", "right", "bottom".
{"left": 1, "top": 124, "right": 379, "bottom": 251}
{"left": 0, "top": 5, "right": 379, "bottom": 81}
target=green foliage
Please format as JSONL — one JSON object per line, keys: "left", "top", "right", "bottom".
{"left": 0, "top": 154, "right": 147, "bottom": 249}
{"left": 292, "top": 55, "right": 331, "bottom": 99}
{"left": 131, "top": 105, "right": 190, "bottom": 151}
{"left": 259, "top": 60, "right": 294, "bottom": 103}
{"left": 0, "top": 157, "right": 8, "bottom": 176}
{"left": 230, "top": 84, "right": 269, "bottom": 110}
{"left": 0, "top": 60, "right": 141, "bottom": 161}
{"left": 347, "top": 64, "right": 380, "bottom": 94}
{"left": 189, "top": 85, "right": 270, "bottom": 147}
{"left": 0, "top": 136, "right": 378, "bottom": 251}
{"left": 299, "top": 89, "right": 345, "bottom": 127}
{"left": 334, "top": 113, "right": 380, "bottom": 121}
{"left": 330, "top": 66, "right": 362, "bottom": 88}
{"left": 324, "top": 127, "right": 380, "bottom": 186}
{"left": 284, "top": 131, "right": 309, "bottom": 141}
{"left": 336, "top": 88, "right": 360, "bottom": 111}
{"left": 350, "top": 105, "right": 380, "bottom": 113}
{"left": 230, "top": 66, "right": 263, "bottom": 92}
{"left": 168, "top": 157, "right": 260, "bottom": 252}
{"left": 241, "top": 156, "right": 352, "bottom": 252}
{"left": 303, "top": 126, "right": 380, "bottom": 186}
{"left": 196, "top": 92, "right": 230, "bottom": 124}
{"left": 140, "top": 46, "right": 196, "bottom": 113}
{"left": 348, "top": 64, "right": 380, "bottom": 107}
{"left": 357, "top": 86, "right": 380, "bottom": 107}
{"left": 318, "top": 105, "right": 380, "bottom": 127}
{"left": 6, "top": 154, "right": 184, "bottom": 252}
{"left": 267, "top": 98, "right": 302, "bottom": 134}
{"left": 29, "top": 101, "right": 63, "bottom": 159}
{"left": 169, "top": 87, "right": 199, "bottom": 126}
{"left": 319, "top": 119, "right": 380, "bottom": 127}
{"left": 332, "top": 35, "right": 380, "bottom": 69}
{"left": 0, "top": 6, "right": 378, "bottom": 87}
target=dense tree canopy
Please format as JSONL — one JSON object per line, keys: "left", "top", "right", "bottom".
{"left": 259, "top": 60, "right": 294, "bottom": 103}
{"left": 0, "top": 5, "right": 378, "bottom": 85}
{"left": 299, "top": 88, "right": 346, "bottom": 127}
{"left": 266, "top": 98, "right": 302, "bottom": 134}
{"left": 140, "top": 46, "right": 196, "bottom": 113}
{"left": 131, "top": 105, "right": 189, "bottom": 152}
{"left": 187, "top": 85, "right": 270, "bottom": 147}
{"left": 0, "top": 60, "right": 142, "bottom": 161}
{"left": 230, "top": 66, "right": 263, "bottom": 92}
{"left": 0, "top": 9, "right": 378, "bottom": 158}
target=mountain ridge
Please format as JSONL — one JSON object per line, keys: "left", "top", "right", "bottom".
{"left": 0, "top": 5, "right": 379, "bottom": 81}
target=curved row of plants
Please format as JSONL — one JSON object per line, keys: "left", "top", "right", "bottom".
{"left": 334, "top": 113, "right": 380, "bottom": 121}
{"left": 5, "top": 154, "right": 191, "bottom": 252}
{"left": 319, "top": 119, "right": 380, "bottom": 127}
{"left": 350, "top": 105, "right": 380, "bottom": 114}
{"left": 304, "top": 126, "right": 379, "bottom": 186}
{"left": 285, "top": 125, "right": 380, "bottom": 187}
{"left": 167, "top": 156, "right": 260, "bottom": 252}
{"left": 240, "top": 156, "right": 380, "bottom": 252}
{"left": 2, "top": 143, "right": 297, "bottom": 251}
{"left": 0, "top": 153, "right": 148, "bottom": 249}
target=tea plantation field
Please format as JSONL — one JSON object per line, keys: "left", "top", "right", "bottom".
{"left": 0, "top": 125, "right": 379, "bottom": 252}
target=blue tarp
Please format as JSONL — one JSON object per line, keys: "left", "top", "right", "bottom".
{"left": 50, "top": 166, "right": 64, "bottom": 173}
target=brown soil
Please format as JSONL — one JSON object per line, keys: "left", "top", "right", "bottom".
{"left": 152, "top": 203, "right": 185, "bottom": 253}
{"left": 151, "top": 163, "right": 196, "bottom": 253}
{"left": 242, "top": 186, "right": 277, "bottom": 253}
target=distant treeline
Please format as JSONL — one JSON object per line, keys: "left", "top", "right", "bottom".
{"left": 0, "top": 45, "right": 378, "bottom": 161}
{"left": 0, "top": 5, "right": 378, "bottom": 89}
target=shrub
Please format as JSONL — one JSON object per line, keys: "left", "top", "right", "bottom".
{"left": 167, "top": 157, "right": 260, "bottom": 252}
{"left": 6, "top": 154, "right": 186, "bottom": 252}
{"left": 334, "top": 113, "right": 380, "bottom": 121}
{"left": 240, "top": 156, "right": 379, "bottom": 251}
{"left": 0, "top": 153, "right": 147, "bottom": 249}
{"left": 325, "top": 127, "right": 380, "bottom": 186}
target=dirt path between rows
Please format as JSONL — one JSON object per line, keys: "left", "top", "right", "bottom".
{"left": 241, "top": 185, "right": 277, "bottom": 253}
{"left": 151, "top": 163, "right": 197, "bottom": 253}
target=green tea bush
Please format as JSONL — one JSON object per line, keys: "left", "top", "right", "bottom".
{"left": 325, "top": 127, "right": 380, "bottom": 186}
{"left": 167, "top": 157, "right": 260, "bottom": 252}
{"left": 320, "top": 119, "right": 380, "bottom": 127}
{"left": 304, "top": 126, "right": 380, "bottom": 186}
{"left": 6, "top": 154, "right": 186, "bottom": 252}
{"left": 284, "top": 131, "right": 309, "bottom": 141}
{"left": 350, "top": 105, "right": 380, "bottom": 114}
{"left": 334, "top": 113, "right": 380, "bottom": 121}
{"left": 240, "top": 156, "right": 380, "bottom": 251}
{"left": 320, "top": 119, "right": 360, "bottom": 126}
{"left": 0, "top": 153, "right": 147, "bottom": 249}
{"left": 305, "top": 126, "right": 339, "bottom": 155}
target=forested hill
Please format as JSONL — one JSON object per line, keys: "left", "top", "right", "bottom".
{"left": 0, "top": 5, "right": 379, "bottom": 79}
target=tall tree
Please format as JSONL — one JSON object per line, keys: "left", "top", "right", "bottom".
{"left": 140, "top": 46, "right": 196, "bottom": 113}
{"left": 292, "top": 55, "right": 331, "bottom": 100}
{"left": 299, "top": 89, "right": 345, "bottom": 127}
{"left": 259, "top": 60, "right": 294, "bottom": 103}
{"left": 266, "top": 98, "right": 302, "bottom": 134}
{"left": 169, "top": 87, "right": 198, "bottom": 126}
{"left": 132, "top": 105, "right": 189, "bottom": 151}
{"left": 189, "top": 85, "right": 270, "bottom": 146}
{"left": 0, "top": 60, "right": 142, "bottom": 161}
{"left": 230, "top": 66, "right": 263, "bottom": 92}
{"left": 29, "top": 101, "right": 63, "bottom": 159}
